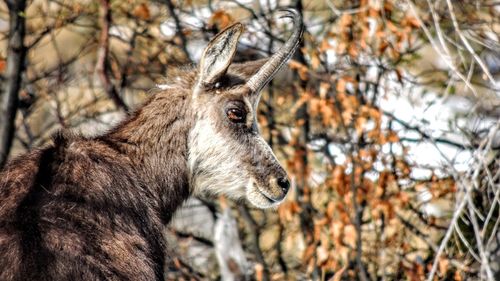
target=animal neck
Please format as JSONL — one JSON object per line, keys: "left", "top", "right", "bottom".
{"left": 103, "top": 90, "right": 193, "bottom": 222}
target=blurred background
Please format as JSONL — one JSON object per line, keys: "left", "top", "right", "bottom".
{"left": 0, "top": 0, "right": 499, "bottom": 280}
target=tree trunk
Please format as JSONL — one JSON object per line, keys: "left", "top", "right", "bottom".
{"left": 0, "top": 0, "right": 27, "bottom": 168}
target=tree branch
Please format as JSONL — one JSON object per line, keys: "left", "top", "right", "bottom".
{"left": 161, "top": 0, "right": 191, "bottom": 62}
{"left": 96, "top": 0, "right": 129, "bottom": 113}
{"left": 238, "top": 205, "right": 270, "bottom": 281}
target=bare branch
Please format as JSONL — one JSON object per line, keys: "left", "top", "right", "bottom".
{"left": 96, "top": 0, "right": 129, "bottom": 112}
{"left": 161, "top": 0, "right": 191, "bottom": 62}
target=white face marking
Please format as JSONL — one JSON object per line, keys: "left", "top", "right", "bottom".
{"left": 188, "top": 91, "right": 286, "bottom": 208}
{"left": 187, "top": 117, "right": 283, "bottom": 208}
{"left": 188, "top": 118, "right": 250, "bottom": 199}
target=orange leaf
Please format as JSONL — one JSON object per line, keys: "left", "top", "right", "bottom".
{"left": 438, "top": 258, "right": 449, "bottom": 276}
{"left": 386, "top": 21, "right": 398, "bottom": 33}
{"left": 133, "top": 3, "right": 150, "bottom": 20}
{"left": 316, "top": 245, "right": 329, "bottom": 265}
{"left": 379, "top": 41, "right": 389, "bottom": 54}
{"left": 398, "top": 191, "right": 410, "bottom": 205}
{"left": 319, "top": 38, "right": 332, "bottom": 52}
{"left": 210, "top": 10, "right": 234, "bottom": 30}
{"left": 336, "top": 79, "right": 346, "bottom": 93}
{"left": 0, "top": 59, "right": 5, "bottom": 73}
{"left": 288, "top": 60, "right": 308, "bottom": 80}
{"left": 343, "top": 224, "right": 357, "bottom": 248}
{"left": 310, "top": 50, "right": 321, "bottom": 69}
{"left": 386, "top": 131, "right": 399, "bottom": 143}
{"left": 355, "top": 116, "right": 367, "bottom": 135}
{"left": 255, "top": 263, "right": 264, "bottom": 281}
{"left": 326, "top": 201, "right": 336, "bottom": 219}
{"left": 404, "top": 16, "right": 420, "bottom": 28}
{"left": 319, "top": 82, "right": 330, "bottom": 98}
{"left": 303, "top": 244, "right": 316, "bottom": 262}
{"left": 368, "top": 7, "right": 379, "bottom": 18}
{"left": 339, "top": 14, "right": 352, "bottom": 28}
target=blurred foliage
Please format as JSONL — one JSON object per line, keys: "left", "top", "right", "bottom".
{"left": 0, "top": 0, "right": 499, "bottom": 280}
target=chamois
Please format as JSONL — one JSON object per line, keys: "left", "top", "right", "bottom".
{"left": 0, "top": 9, "right": 303, "bottom": 281}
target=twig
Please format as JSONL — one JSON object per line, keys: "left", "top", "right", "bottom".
{"left": 466, "top": 195, "right": 495, "bottom": 280}
{"left": 406, "top": 0, "right": 479, "bottom": 96}
{"left": 238, "top": 205, "right": 270, "bottom": 281}
{"left": 96, "top": 0, "right": 129, "bottom": 112}
{"left": 444, "top": 0, "right": 497, "bottom": 85}
{"left": 162, "top": 0, "right": 191, "bottom": 62}
{"left": 384, "top": 111, "right": 471, "bottom": 150}
{"left": 426, "top": 123, "right": 499, "bottom": 281}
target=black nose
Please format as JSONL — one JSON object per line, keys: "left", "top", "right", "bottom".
{"left": 277, "top": 177, "right": 290, "bottom": 194}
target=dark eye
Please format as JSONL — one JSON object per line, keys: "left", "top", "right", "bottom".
{"left": 226, "top": 108, "right": 246, "bottom": 123}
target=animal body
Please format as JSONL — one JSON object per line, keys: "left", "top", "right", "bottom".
{"left": 0, "top": 10, "right": 303, "bottom": 281}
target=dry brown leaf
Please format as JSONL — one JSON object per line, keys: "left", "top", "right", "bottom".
{"left": 210, "top": 10, "right": 234, "bottom": 29}
{"left": 348, "top": 44, "right": 359, "bottom": 58}
{"left": 386, "top": 131, "right": 399, "bottom": 143}
{"left": 303, "top": 244, "right": 316, "bottom": 263}
{"left": 438, "top": 257, "right": 449, "bottom": 276}
{"left": 403, "top": 16, "right": 420, "bottom": 28}
{"left": 326, "top": 201, "right": 336, "bottom": 219}
{"left": 339, "top": 14, "right": 352, "bottom": 28}
{"left": 0, "top": 59, "right": 5, "bottom": 73}
{"left": 343, "top": 224, "right": 357, "bottom": 248}
{"left": 289, "top": 60, "right": 308, "bottom": 80}
{"left": 255, "top": 263, "right": 264, "bottom": 281}
{"left": 133, "top": 3, "right": 150, "bottom": 20}
{"left": 319, "top": 39, "right": 332, "bottom": 52}
{"left": 310, "top": 50, "right": 321, "bottom": 69}
{"left": 336, "top": 79, "right": 346, "bottom": 93}
{"left": 316, "top": 245, "right": 329, "bottom": 265}
{"left": 319, "top": 82, "right": 330, "bottom": 98}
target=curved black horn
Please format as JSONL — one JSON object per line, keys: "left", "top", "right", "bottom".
{"left": 246, "top": 9, "right": 304, "bottom": 93}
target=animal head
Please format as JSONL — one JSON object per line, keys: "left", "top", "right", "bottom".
{"left": 165, "top": 10, "right": 303, "bottom": 208}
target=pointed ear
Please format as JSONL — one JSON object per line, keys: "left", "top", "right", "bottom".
{"left": 227, "top": 58, "right": 268, "bottom": 80}
{"left": 198, "top": 23, "right": 244, "bottom": 86}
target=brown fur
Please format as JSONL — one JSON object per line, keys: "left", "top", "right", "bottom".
{"left": 0, "top": 58, "right": 275, "bottom": 280}
{"left": 0, "top": 15, "right": 300, "bottom": 279}
{"left": 0, "top": 88, "right": 192, "bottom": 280}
